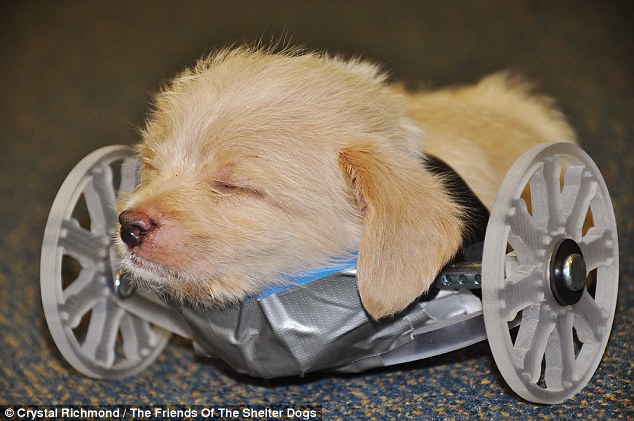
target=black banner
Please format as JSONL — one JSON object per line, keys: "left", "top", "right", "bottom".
{"left": 1, "top": 405, "right": 322, "bottom": 421}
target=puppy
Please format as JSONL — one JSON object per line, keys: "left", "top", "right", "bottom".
{"left": 115, "top": 47, "right": 576, "bottom": 319}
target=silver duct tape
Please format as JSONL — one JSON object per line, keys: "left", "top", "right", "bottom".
{"left": 168, "top": 273, "right": 484, "bottom": 378}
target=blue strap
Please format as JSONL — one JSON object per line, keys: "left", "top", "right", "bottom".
{"left": 253, "top": 256, "right": 358, "bottom": 300}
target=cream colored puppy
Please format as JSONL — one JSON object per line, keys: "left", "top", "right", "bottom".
{"left": 115, "top": 47, "right": 575, "bottom": 319}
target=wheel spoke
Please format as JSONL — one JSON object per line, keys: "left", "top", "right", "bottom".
{"left": 561, "top": 166, "right": 597, "bottom": 242}
{"left": 522, "top": 304, "right": 557, "bottom": 384}
{"left": 513, "top": 304, "right": 539, "bottom": 364}
{"left": 505, "top": 251, "right": 519, "bottom": 276}
{"left": 60, "top": 267, "right": 106, "bottom": 328}
{"left": 579, "top": 227, "right": 614, "bottom": 271}
{"left": 560, "top": 165, "right": 583, "bottom": 206}
{"left": 557, "top": 312, "right": 577, "bottom": 386}
{"left": 119, "top": 313, "right": 160, "bottom": 360}
{"left": 81, "top": 299, "right": 124, "bottom": 367}
{"left": 572, "top": 291, "right": 606, "bottom": 344}
{"left": 83, "top": 163, "right": 117, "bottom": 236}
{"left": 544, "top": 312, "right": 576, "bottom": 390}
{"left": 117, "top": 157, "right": 139, "bottom": 195}
{"left": 528, "top": 163, "right": 550, "bottom": 229}
{"left": 542, "top": 157, "right": 564, "bottom": 233}
{"left": 62, "top": 265, "right": 98, "bottom": 300}
{"left": 60, "top": 219, "right": 108, "bottom": 266}
{"left": 507, "top": 198, "right": 546, "bottom": 265}
{"left": 500, "top": 264, "right": 543, "bottom": 321}
{"left": 544, "top": 322, "right": 563, "bottom": 390}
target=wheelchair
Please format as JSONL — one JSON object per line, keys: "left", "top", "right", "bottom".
{"left": 41, "top": 142, "right": 619, "bottom": 404}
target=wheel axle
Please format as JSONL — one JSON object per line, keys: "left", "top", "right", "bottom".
{"left": 549, "top": 238, "right": 586, "bottom": 306}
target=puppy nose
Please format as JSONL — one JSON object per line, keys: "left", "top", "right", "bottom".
{"left": 118, "top": 209, "right": 157, "bottom": 248}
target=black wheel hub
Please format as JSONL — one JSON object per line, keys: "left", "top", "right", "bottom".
{"left": 549, "top": 238, "right": 587, "bottom": 306}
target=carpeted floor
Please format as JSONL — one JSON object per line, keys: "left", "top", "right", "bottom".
{"left": 1, "top": 1, "right": 632, "bottom": 419}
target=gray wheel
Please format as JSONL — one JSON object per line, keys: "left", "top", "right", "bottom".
{"left": 482, "top": 143, "right": 619, "bottom": 403}
{"left": 40, "top": 145, "right": 171, "bottom": 379}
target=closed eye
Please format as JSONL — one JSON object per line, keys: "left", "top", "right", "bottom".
{"left": 213, "top": 181, "right": 236, "bottom": 193}
{"left": 211, "top": 163, "right": 265, "bottom": 198}
{"left": 212, "top": 180, "right": 265, "bottom": 198}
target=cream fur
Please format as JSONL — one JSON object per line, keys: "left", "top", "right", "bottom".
{"left": 115, "top": 47, "right": 576, "bottom": 319}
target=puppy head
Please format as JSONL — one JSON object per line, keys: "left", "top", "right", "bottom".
{"left": 115, "top": 47, "right": 463, "bottom": 318}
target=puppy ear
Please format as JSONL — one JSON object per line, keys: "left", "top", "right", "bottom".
{"left": 339, "top": 140, "right": 465, "bottom": 319}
